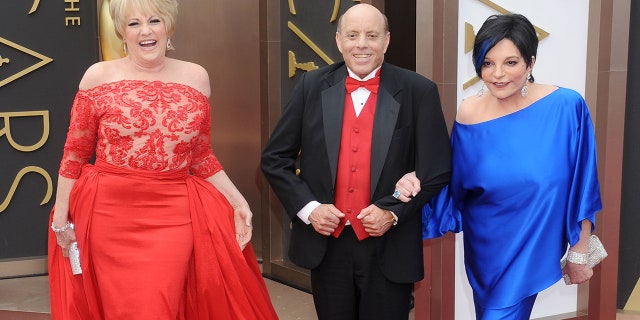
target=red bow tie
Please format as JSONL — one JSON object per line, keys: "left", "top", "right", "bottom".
{"left": 345, "top": 76, "right": 380, "bottom": 94}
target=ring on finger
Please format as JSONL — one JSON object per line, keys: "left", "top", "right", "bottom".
{"left": 392, "top": 189, "right": 401, "bottom": 199}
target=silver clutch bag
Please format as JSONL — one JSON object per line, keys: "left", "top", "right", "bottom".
{"left": 586, "top": 234, "right": 608, "bottom": 268}
{"left": 69, "top": 241, "right": 83, "bottom": 275}
{"left": 561, "top": 234, "right": 608, "bottom": 269}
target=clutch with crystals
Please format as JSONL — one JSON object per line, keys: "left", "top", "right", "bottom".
{"left": 586, "top": 235, "right": 608, "bottom": 268}
{"left": 561, "top": 234, "right": 608, "bottom": 269}
{"left": 69, "top": 241, "right": 82, "bottom": 275}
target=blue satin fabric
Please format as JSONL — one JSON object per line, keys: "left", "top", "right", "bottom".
{"left": 422, "top": 87, "right": 602, "bottom": 310}
{"left": 474, "top": 293, "right": 537, "bottom": 320}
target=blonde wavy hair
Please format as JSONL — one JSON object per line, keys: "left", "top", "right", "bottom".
{"left": 109, "top": 0, "right": 178, "bottom": 42}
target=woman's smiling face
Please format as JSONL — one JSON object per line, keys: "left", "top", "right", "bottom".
{"left": 481, "top": 38, "right": 533, "bottom": 100}
{"left": 124, "top": 6, "right": 168, "bottom": 63}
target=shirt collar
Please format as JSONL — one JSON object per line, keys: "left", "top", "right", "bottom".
{"left": 346, "top": 65, "right": 382, "bottom": 81}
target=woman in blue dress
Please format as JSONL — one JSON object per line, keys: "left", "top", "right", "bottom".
{"left": 394, "top": 14, "right": 603, "bottom": 319}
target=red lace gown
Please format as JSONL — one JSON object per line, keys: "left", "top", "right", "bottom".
{"left": 48, "top": 80, "right": 278, "bottom": 320}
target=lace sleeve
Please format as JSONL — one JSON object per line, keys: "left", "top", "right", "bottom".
{"left": 58, "top": 91, "right": 99, "bottom": 178}
{"left": 189, "top": 99, "right": 223, "bottom": 178}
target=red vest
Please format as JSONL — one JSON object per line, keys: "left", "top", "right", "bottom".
{"left": 332, "top": 91, "right": 377, "bottom": 240}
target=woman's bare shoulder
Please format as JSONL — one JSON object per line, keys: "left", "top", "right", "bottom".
{"left": 168, "top": 59, "right": 211, "bottom": 98}
{"left": 456, "top": 94, "right": 483, "bottom": 124}
{"left": 78, "top": 59, "right": 123, "bottom": 90}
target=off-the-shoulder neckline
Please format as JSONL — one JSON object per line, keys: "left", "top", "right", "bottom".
{"left": 79, "top": 79, "right": 208, "bottom": 99}
{"left": 455, "top": 86, "right": 563, "bottom": 127}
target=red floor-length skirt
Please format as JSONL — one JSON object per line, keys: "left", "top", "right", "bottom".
{"left": 48, "top": 160, "right": 278, "bottom": 319}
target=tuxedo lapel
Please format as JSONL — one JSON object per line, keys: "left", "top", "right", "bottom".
{"left": 370, "top": 84, "right": 399, "bottom": 196}
{"left": 321, "top": 75, "right": 347, "bottom": 188}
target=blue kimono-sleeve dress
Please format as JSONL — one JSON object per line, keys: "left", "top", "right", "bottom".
{"left": 423, "top": 87, "right": 602, "bottom": 311}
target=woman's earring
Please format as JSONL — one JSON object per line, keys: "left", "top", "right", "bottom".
{"left": 123, "top": 42, "right": 127, "bottom": 55}
{"left": 167, "top": 39, "right": 172, "bottom": 50}
{"left": 521, "top": 73, "right": 532, "bottom": 97}
{"left": 477, "top": 83, "right": 485, "bottom": 97}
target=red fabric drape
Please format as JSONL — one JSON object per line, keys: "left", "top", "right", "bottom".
{"left": 48, "top": 161, "right": 278, "bottom": 319}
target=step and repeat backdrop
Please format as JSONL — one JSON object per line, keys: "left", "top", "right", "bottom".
{"left": 1, "top": 0, "right": 638, "bottom": 315}
{"left": 0, "top": 1, "right": 98, "bottom": 268}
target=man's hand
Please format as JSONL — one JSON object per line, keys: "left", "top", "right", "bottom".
{"left": 309, "top": 204, "right": 345, "bottom": 236}
{"left": 357, "top": 204, "right": 395, "bottom": 237}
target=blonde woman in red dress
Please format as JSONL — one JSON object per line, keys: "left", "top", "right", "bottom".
{"left": 48, "top": 0, "right": 278, "bottom": 318}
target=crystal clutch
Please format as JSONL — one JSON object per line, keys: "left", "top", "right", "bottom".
{"left": 69, "top": 241, "right": 83, "bottom": 275}
{"left": 561, "top": 234, "right": 608, "bottom": 269}
{"left": 586, "top": 234, "right": 608, "bottom": 268}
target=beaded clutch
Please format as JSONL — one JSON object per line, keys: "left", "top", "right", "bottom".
{"left": 69, "top": 241, "right": 82, "bottom": 275}
{"left": 587, "top": 235, "right": 608, "bottom": 268}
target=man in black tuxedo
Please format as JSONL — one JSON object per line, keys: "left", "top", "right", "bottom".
{"left": 261, "top": 4, "right": 451, "bottom": 319}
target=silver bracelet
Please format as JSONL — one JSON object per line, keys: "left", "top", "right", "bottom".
{"left": 51, "top": 221, "right": 74, "bottom": 233}
{"left": 566, "top": 250, "right": 588, "bottom": 265}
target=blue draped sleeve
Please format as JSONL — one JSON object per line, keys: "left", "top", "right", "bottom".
{"left": 422, "top": 185, "right": 462, "bottom": 239}
{"left": 565, "top": 96, "right": 602, "bottom": 246}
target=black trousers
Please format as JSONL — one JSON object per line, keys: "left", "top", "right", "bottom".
{"left": 310, "top": 226, "right": 413, "bottom": 320}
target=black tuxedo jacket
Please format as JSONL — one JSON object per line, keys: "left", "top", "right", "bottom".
{"left": 261, "top": 61, "right": 451, "bottom": 283}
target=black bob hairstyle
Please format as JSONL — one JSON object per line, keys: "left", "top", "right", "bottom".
{"left": 472, "top": 14, "right": 538, "bottom": 82}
